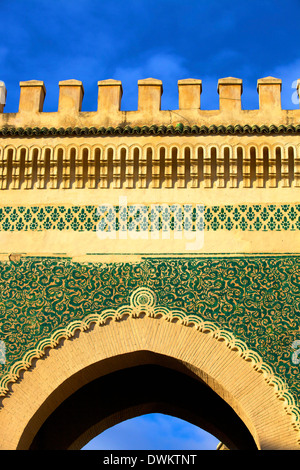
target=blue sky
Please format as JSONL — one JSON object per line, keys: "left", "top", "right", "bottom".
{"left": 1, "top": 0, "right": 300, "bottom": 114}
{"left": 82, "top": 414, "right": 219, "bottom": 450}
{"left": 1, "top": 0, "right": 299, "bottom": 450}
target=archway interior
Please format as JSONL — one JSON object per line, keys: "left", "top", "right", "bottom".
{"left": 28, "top": 356, "right": 257, "bottom": 450}
{"left": 81, "top": 413, "right": 220, "bottom": 450}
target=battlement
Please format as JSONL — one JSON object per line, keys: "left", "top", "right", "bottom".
{"left": 1, "top": 77, "right": 300, "bottom": 129}
{"left": 1, "top": 76, "right": 300, "bottom": 191}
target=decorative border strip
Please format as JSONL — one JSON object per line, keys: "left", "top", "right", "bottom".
{"left": 1, "top": 123, "right": 300, "bottom": 138}
{"left": 0, "top": 286, "right": 299, "bottom": 440}
{"left": 0, "top": 203, "right": 299, "bottom": 232}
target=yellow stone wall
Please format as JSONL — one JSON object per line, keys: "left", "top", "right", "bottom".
{"left": 0, "top": 76, "right": 300, "bottom": 449}
{"left": 0, "top": 75, "right": 299, "bottom": 261}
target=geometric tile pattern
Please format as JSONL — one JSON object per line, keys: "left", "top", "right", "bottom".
{"left": 0, "top": 203, "right": 299, "bottom": 232}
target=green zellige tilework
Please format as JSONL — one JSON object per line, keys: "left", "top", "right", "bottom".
{"left": 0, "top": 255, "right": 300, "bottom": 411}
{"left": 0, "top": 203, "right": 299, "bottom": 232}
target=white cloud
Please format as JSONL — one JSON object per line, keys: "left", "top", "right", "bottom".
{"left": 112, "top": 53, "right": 189, "bottom": 110}
{"left": 82, "top": 413, "right": 219, "bottom": 450}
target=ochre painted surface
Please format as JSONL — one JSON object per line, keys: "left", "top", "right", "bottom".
{"left": 0, "top": 77, "right": 299, "bottom": 449}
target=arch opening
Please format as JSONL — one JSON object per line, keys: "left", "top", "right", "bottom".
{"left": 0, "top": 307, "right": 298, "bottom": 451}
{"left": 27, "top": 357, "right": 257, "bottom": 450}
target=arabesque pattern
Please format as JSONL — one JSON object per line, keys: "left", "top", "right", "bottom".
{"left": 0, "top": 255, "right": 299, "bottom": 426}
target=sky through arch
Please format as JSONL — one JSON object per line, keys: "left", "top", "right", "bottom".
{"left": 82, "top": 414, "right": 220, "bottom": 450}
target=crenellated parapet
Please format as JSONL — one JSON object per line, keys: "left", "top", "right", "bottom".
{"left": 0, "top": 76, "right": 300, "bottom": 128}
{"left": 0, "top": 76, "right": 300, "bottom": 190}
